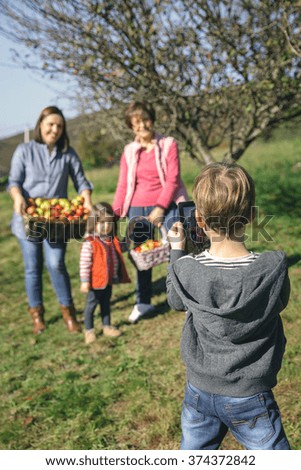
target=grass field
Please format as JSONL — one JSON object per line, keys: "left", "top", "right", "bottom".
{"left": 0, "top": 128, "right": 300, "bottom": 450}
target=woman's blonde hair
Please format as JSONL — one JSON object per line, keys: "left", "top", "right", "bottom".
{"left": 86, "top": 202, "right": 117, "bottom": 235}
{"left": 192, "top": 162, "right": 255, "bottom": 236}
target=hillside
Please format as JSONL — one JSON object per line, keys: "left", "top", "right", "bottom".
{"left": 1, "top": 117, "right": 300, "bottom": 179}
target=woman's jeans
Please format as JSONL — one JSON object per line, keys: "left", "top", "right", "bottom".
{"left": 181, "top": 382, "right": 290, "bottom": 450}
{"left": 84, "top": 286, "right": 112, "bottom": 330}
{"left": 19, "top": 238, "right": 73, "bottom": 308}
{"left": 128, "top": 205, "right": 178, "bottom": 304}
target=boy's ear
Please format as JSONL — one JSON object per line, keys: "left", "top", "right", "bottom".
{"left": 195, "top": 209, "right": 205, "bottom": 228}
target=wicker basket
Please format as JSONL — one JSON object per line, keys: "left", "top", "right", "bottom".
{"left": 24, "top": 216, "right": 87, "bottom": 242}
{"left": 126, "top": 217, "right": 170, "bottom": 271}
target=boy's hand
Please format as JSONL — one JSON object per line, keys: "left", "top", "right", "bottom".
{"left": 80, "top": 282, "right": 91, "bottom": 294}
{"left": 168, "top": 221, "right": 186, "bottom": 250}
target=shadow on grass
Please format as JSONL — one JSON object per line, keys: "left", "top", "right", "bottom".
{"left": 47, "top": 313, "right": 63, "bottom": 326}
{"left": 110, "top": 275, "right": 167, "bottom": 306}
{"left": 110, "top": 289, "right": 136, "bottom": 306}
{"left": 152, "top": 275, "right": 168, "bottom": 295}
{"left": 152, "top": 301, "right": 170, "bottom": 317}
{"left": 74, "top": 275, "right": 170, "bottom": 328}
{"left": 130, "top": 300, "right": 171, "bottom": 324}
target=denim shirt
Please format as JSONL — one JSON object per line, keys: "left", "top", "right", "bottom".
{"left": 7, "top": 140, "right": 93, "bottom": 239}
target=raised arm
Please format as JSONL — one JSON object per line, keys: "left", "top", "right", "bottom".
{"left": 166, "top": 221, "right": 187, "bottom": 311}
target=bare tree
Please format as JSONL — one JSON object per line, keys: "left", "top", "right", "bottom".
{"left": 280, "top": 1, "right": 301, "bottom": 58}
{"left": 1, "top": 0, "right": 300, "bottom": 164}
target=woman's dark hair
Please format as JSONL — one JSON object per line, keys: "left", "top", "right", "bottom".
{"left": 34, "top": 106, "right": 69, "bottom": 152}
{"left": 124, "top": 101, "right": 156, "bottom": 129}
{"left": 86, "top": 202, "right": 117, "bottom": 236}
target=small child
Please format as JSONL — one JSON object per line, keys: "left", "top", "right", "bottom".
{"left": 80, "top": 202, "right": 131, "bottom": 343}
{"left": 166, "top": 162, "right": 291, "bottom": 450}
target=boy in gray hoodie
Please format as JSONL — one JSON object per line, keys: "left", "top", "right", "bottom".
{"left": 166, "top": 162, "right": 290, "bottom": 450}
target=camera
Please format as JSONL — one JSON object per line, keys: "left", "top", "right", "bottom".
{"left": 178, "top": 201, "right": 208, "bottom": 254}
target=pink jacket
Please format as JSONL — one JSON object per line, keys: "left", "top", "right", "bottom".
{"left": 113, "top": 134, "right": 188, "bottom": 217}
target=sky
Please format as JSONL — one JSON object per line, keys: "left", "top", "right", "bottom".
{"left": 0, "top": 36, "right": 79, "bottom": 140}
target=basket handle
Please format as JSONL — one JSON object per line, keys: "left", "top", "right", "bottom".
{"left": 157, "top": 223, "right": 168, "bottom": 242}
{"left": 125, "top": 216, "right": 168, "bottom": 249}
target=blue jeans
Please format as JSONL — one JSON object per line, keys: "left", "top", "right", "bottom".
{"left": 19, "top": 238, "right": 73, "bottom": 307}
{"left": 84, "top": 286, "right": 112, "bottom": 329}
{"left": 181, "top": 382, "right": 290, "bottom": 450}
{"left": 128, "top": 205, "right": 179, "bottom": 304}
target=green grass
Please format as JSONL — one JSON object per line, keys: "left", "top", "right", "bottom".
{"left": 0, "top": 130, "right": 301, "bottom": 449}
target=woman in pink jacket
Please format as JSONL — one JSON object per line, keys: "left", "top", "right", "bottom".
{"left": 113, "top": 100, "right": 188, "bottom": 323}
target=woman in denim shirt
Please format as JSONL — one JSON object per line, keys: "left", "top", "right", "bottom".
{"left": 7, "top": 106, "right": 93, "bottom": 335}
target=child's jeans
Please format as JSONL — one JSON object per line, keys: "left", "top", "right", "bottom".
{"left": 84, "top": 286, "right": 112, "bottom": 330}
{"left": 181, "top": 382, "right": 290, "bottom": 450}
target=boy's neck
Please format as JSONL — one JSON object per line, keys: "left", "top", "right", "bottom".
{"left": 207, "top": 230, "right": 250, "bottom": 259}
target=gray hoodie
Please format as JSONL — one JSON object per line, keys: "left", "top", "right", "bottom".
{"left": 167, "top": 250, "right": 290, "bottom": 397}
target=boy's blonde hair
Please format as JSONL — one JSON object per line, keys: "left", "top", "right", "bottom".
{"left": 192, "top": 162, "right": 255, "bottom": 236}
{"left": 86, "top": 202, "right": 117, "bottom": 235}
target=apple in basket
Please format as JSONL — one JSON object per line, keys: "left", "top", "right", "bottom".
{"left": 25, "top": 205, "right": 36, "bottom": 215}
{"left": 134, "top": 239, "right": 162, "bottom": 253}
{"left": 25, "top": 197, "right": 90, "bottom": 221}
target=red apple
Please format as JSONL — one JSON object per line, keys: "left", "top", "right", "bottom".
{"left": 76, "top": 207, "right": 84, "bottom": 216}
{"left": 50, "top": 208, "right": 61, "bottom": 218}
{"left": 26, "top": 206, "right": 36, "bottom": 215}
{"left": 62, "top": 209, "right": 71, "bottom": 216}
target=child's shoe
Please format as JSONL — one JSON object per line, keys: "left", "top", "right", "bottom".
{"left": 85, "top": 329, "right": 96, "bottom": 344}
{"left": 103, "top": 325, "right": 121, "bottom": 337}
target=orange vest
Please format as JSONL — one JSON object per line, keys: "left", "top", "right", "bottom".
{"left": 86, "top": 236, "right": 131, "bottom": 289}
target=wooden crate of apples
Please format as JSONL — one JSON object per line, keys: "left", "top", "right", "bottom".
{"left": 24, "top": 196, "right": 89, "bottom": 241}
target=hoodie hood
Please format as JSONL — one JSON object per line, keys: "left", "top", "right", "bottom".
{"left": 170, "top": 251, "right": 287, "bottom": 342}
